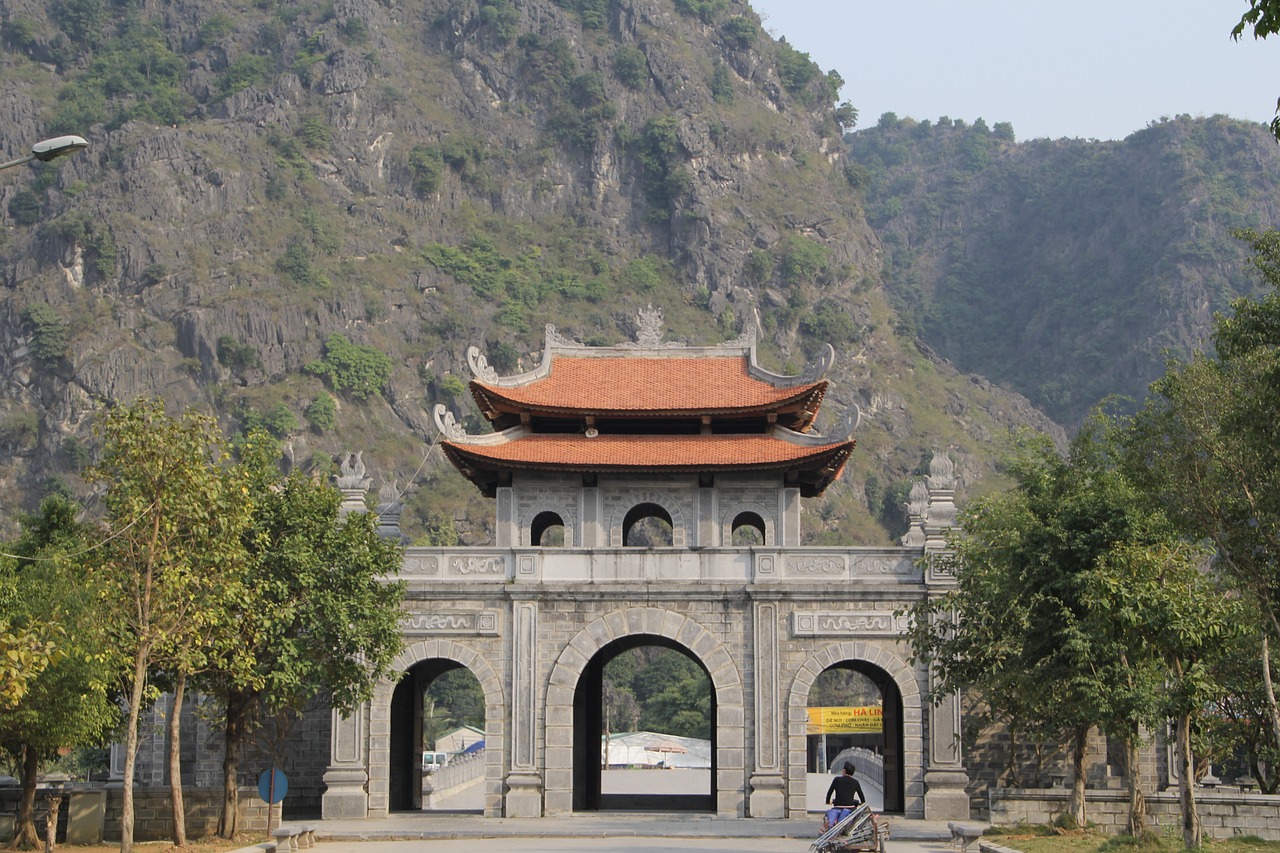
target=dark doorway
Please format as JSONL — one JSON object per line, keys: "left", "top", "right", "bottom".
{"left": 572, "top": 636, "right": 715, "bottom": 812}
{"left": 806, "top": 661, "right": 905, "bottom": 814}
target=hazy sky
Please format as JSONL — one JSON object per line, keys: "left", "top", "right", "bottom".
{"left": 749, "top": 1, "right": 1280, "bottom": 142}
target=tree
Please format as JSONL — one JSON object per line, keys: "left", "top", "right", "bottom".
{"left": 206, "top": 433, "right": 405, "bottom": 837}
{"left": 1124, "top": 228, "right": 1280, "bottom": 769}
{"left": 904, "top": 427, "right": 1179, "bottom": 830}
{"left": 1080, "top": 540, "right": 1236, "bottom": 846}
{"left": 1232, "top": 1, "right": 1280, "bottom": 139}
{"left": 85, "top": 399, "right": 253, "bottom": 853}
{"left": 0, "top": 497, "right": 119, "bottom": 849}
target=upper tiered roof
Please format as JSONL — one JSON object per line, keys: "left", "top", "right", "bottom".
{"left": 434, "top": 308, "right": 857, "bottom": 496}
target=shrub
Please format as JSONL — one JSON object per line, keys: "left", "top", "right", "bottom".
{"left": 8, "top": 191, "right": 41, "bottom": 227}
{"left": 674, "top": 0, "right": 726, "bottom": 24}
{"left": 23, "top": 304, "right": 70, "bottom": 367}
{"left": 217, "top": 336, "right": 260, "bottom": 372}
{"left": 409, "top": 145, "right": 444, "bottom": 197}
{"left": 304, "top": 334, "right": 393, "bottom": 400}
{"left": 721, "top": 15, "right": 755, "bottom": 48}
{"left": 710, "top": 62, "right": 733, "bottom": 104}
{"left": 613, "top": 45, "right": 648, "bottom": 90}
{"left": 303, "top": 391, "right": 337, "bottom": 432}
{"left": 799, "top": 299, "right": 856, "bottom": 345}
{"left": 776, "top": 42, "right": 818, "bottom": 95}
{"left": 780, "top": 235, "right": 830, "bottom": 286}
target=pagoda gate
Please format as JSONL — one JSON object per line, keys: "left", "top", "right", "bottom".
{"left": 321, "top": 311, "right": 970, "bottom": 821}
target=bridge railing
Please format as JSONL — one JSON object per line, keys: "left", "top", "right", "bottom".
{"left": 398, "top": 547, "right": 927, "bottom": 584}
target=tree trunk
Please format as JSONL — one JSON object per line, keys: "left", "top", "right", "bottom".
{"left": 167, "top": 672, "right": 187, "bottom": 848}
{"left": 1261, "top": 631, "right": 1280, "bottom": 762}
{"left": 1124, "top": 732, "right": 1147, "bottom": 837}
{"left": 10, "top": 744, "right": 41, "bottom": 849}
{"left": 120, "top": 645, "right": 150, "bottom": 853}
{"left": 1175, "top": 711, "right": 1202, "bottom": 849}
{"left": 217, "top": 690, "right": 248, "bottom": 839}
{"left": 1069, "top": 724, "right": 1088, "bottom": 829}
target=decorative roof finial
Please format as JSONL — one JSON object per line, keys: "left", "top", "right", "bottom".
{"left": 634, "top": 304, "right": 664, "bottom": 347}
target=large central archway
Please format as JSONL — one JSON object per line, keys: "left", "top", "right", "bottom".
{"left": 544, "top": 607, "right": 745, "bottom": 816}
{"left": 573, "top": 636, "right": 714, "bottom": 811}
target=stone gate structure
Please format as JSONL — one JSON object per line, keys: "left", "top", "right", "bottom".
{"left": 320, "top": 314, "right": 971, "bottom": 822}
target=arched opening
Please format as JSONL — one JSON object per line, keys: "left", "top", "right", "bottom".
{"left": 531, "top": 510, "right": 566, "bottom": 546}
{"left": 805, "top": 661, "right": 905, "bottom": 814}
{"left": 622, "top": 503, "right": 673, "bottom": 546}
{"left": 572, "top": 637, "right": 715, "bottom": 812}
{"left": 730, "top": 511, "right": 766, "bottom": 545}
{"left": 388, "top": 659, "right": 486, "bottom": 812}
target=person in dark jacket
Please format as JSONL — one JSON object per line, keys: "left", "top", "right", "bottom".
{"left": 822, "top": 763, "right": 866, "bottom": 830}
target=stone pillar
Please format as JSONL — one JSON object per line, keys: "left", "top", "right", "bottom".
{"left": 697, "top": 484, "right": 716, "bottom": 546}
{"left": 921, "top": 450, "right": 970, "bottom": 818}
{"left": 580, "top": 483, "right": 600, "bottom": 546}
{"left": 780, "top": 488, "right": 800, "bottom": 546}
{"left": 506, "top": 601, "right": 542, "bottom": 816}
{"left": 322, "top": 707, "right": 369, "bottom": 819}
{"left": 495, "top": 486, "right": 515, "bottom": 547}
{"left": 749, "top": 601, "right": 785, "bottom": 817}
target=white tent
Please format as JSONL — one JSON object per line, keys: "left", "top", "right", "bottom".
{"left": 601, "top": 731, "right": 711, "bottom": 768}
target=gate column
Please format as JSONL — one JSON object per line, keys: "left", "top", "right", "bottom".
{"left": 506, "top": 600, "right": 543, "bottom": 816}
{"left": 322, "top": 706, "right": 369, "bottom": 818}
{"left": 749, "top": 601, "right": 785, "bottom": 817}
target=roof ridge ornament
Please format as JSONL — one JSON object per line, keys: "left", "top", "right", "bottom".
{"left": 831, "top": 404, "right": 861, "bottom": 440}
{"left": 619, "top": 304, "right": 687, "bottom": 349}
{"left": 545, "top": 324, "right": 582, "bottom": 348}
{"left": 434, "top": 404, "right": 469, "bottom": 441}
{"left": 799, "top": 344, "right": 836, "bottom": 383}
{"left": 466, "top": 345, "right": 499, "bottom": 382}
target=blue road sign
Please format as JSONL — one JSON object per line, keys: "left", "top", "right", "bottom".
{"left": 257, "top": 767, "right": 288, "bottom": 804}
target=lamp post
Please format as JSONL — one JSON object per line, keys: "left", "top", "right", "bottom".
{"left": 0, "top": 135, "right": 89, "bottom": 172}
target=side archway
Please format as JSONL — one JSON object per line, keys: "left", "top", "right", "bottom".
{"left": 786, "top": 642, "right": 925, "bottom": 818}
{"left": 543, "top": 607, "right": 745, "bottom": 816}
{"left": 368, "top": 639, "right": 507, "bottom": 817}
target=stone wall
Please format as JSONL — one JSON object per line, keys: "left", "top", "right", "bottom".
{"left": 990, "top": 788, "right": 1280, "bottom": 840}
{"left": 98, "top": 786, "right": 271, "bottom": 841}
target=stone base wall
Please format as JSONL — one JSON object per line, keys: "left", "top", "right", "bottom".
{"left": 102, "top": 786, "right": 274, "bottom": 841}
{"left": 990, "top": 788, "right": 1280, "bottom": 840}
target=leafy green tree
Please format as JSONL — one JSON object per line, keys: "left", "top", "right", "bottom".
{"left": 1233, "top": 1, "right": 1280, "bottom": 138}
{"left": 207, "top": 433, "right": 404, "bottom": 836}
{"left": 904, "top": 427, "right": 1179, "bottom": 829}
{"left": 425, "top": 667, "right": 486, "bottom": 730}
{"left": 0, "top": 497, "right": 119, "bottom": 848}
{"left": 1124, "top": 228, "right": 1280, "bottom": 771}
{"left": 22, "top": 304, "right": 70, "bottom": 368}
{"left": 305, "top": 392, "right": 337, "bottom": 432}
{"left": 85, "top": 400, "right": 253, "bottom": 853}
{"left": 304, "top": 333, "right": 393, "bottom": 400}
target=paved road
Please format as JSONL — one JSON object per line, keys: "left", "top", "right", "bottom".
{"left": 314, "top": 838, "right": 955, "bottom": 853}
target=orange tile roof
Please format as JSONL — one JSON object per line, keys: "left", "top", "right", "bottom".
{"left": 442, "top": 435, "right": 854, "bottom": 499}
{"left": 472, "top": 357, "right": 826, "bottom": 417}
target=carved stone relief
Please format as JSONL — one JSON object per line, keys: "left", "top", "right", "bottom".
{"left": 402, "top": 611, "right": 500, "bottom": 635}
{"left": 792, "top": 610, "right": 912, "bottom": 637}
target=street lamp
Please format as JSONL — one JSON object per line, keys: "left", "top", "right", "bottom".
{"left": 0, "top": 135, "right": 89, "bottom": 172}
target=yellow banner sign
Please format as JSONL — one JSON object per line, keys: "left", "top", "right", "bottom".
{"left": 806, "top": 706, "right": 883, "bottom": 734}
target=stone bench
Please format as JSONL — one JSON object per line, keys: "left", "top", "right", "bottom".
{"left": 948, "top": 822, "right": 985, "bottom": 851}
{"left": 272, "top": 824, "right": 316, "bottom": 852}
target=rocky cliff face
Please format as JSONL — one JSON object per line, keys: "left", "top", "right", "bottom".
{"left": 0, "top": 0, "right": 1060, "bottom": 542}
{"left": 849, "top": 114, "right": 1280, "bottom": 426}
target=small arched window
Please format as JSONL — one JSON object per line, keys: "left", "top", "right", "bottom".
{"left": 622, "top": 502, "right": 674, "bottom": 546}
{"left": 730, "top": 511, "right": 766, "bottom": 546}
{"left": 531, "top": 511, "right": 566, "bottom": 547}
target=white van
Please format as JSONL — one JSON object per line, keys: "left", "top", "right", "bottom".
{"left": 422, "top": 751, "right": 449, "bottom": 773}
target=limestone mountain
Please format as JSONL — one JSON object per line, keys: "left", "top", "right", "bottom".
{"left": 0, "top": 0, "right": 1059, "bottom": 544}
{"left": 847, "top": 113, "right": 1280, "bottom": 427}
